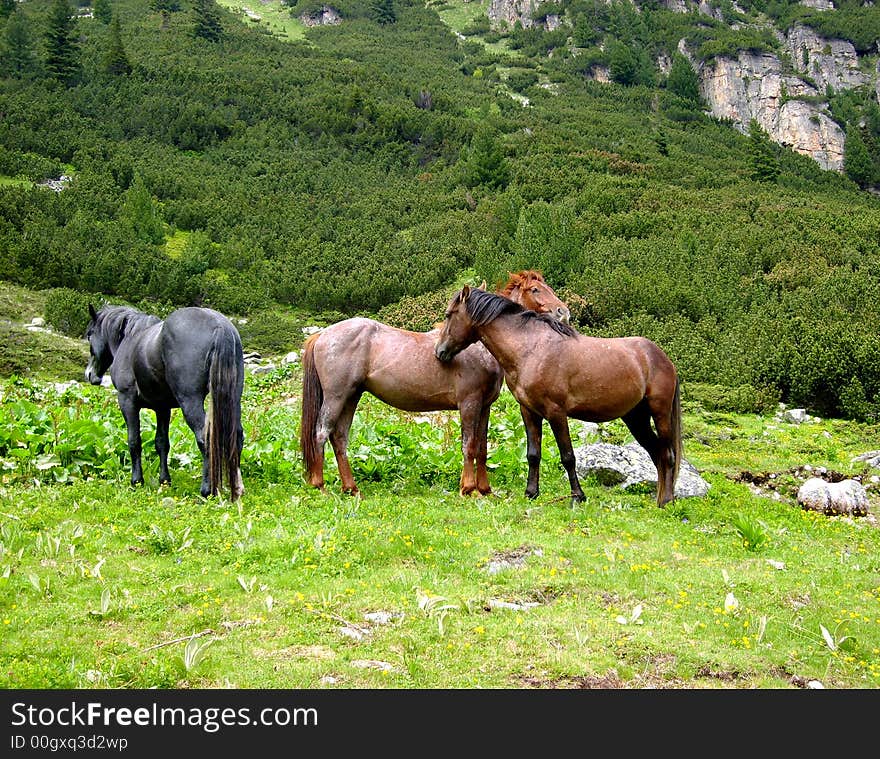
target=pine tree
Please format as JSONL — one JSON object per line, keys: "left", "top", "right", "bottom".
{"left": 94, "top": 0, "right": 113, "bottom": 24}
{"left": 44, "top": 0, "right": 79, "bottom": 85}
{"left": 608, "top": 39, "right": 637, "bottom": 86}
{"left": 843, "top": 124, "right": 874, "bottom": 189}
{"left": 369, "top": 0, "right": 396, "bottom": 25}
{"left": 666, "top": 53, "right": 700, "bottom": 104}
{"left": 748, "top": 120, "right": 780, "bottom": 183}
{"left": 3, "top": 10, "right": 36, "bottom": 78}
{"left": 462, "top": 125, "right": 510, "bottom": 190}
{"left": 103, "top": 15, "right": 131, "bottom": 76}
{"left": 121, "top": 174, "right": 165, "bottom": 246}
{"left": 191, "top": 0, "right": 223, "bottom": 41}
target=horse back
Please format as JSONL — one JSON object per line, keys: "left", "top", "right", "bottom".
{"left": 160, "top": 308, "right": 243, "bottom": 402}
{"left": 314, "top": 317, "right": 501, "bottom": 412}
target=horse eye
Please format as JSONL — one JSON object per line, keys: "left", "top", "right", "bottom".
{"left": 531, "top": 288, "right": 539, "bottom": 293}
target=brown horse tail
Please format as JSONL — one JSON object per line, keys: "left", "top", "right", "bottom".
{"left": 300, "top": 333, "right": 323, "bottom": 480}
{"left": 206, "top": 326, "right": 244, "bottom": 498}
{"left": 672, "top": 376, "right": 682, "bottom": 487}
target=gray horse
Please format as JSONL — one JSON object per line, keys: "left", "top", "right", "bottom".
{"left": 85, "top": 304, "right": 245, "bottom": 499}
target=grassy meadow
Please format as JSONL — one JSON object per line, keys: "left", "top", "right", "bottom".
{"left": 1, "top": 349, "right": 879, "bottom": 690}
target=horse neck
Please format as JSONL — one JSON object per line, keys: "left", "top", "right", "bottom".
{"left": 105, "top": 309, "right": 157, "bottom": 353}
{"left": 475, "top": 314, "right": 533, "bottom": 374}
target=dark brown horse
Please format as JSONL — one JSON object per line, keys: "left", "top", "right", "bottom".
{"left": 434, "top": 286, "right": 681, "bottom": 507}
{"left": 300, "top": 274, "right": 570, "bottom": 497}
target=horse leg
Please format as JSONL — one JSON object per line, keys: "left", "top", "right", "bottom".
{"left": 622, "top": 402, "right": 665, "bottom": 507}
{"left": 232, "top": 421, "right": 245, "bottom": 500}
{"left": 520, "top": 406, "right": 544, "bottom": 499}
{"left": 324, "top": 392, "right": 362, "bottom": 496}
{"left": 649, "top": 398, "right": 679, "bottom": 508}
{"left": 548, "top": 414, "right": 585, "bottom": 504}
{"left": 475, "top": 402, "right": 493, "bottom": 496}
{"left": 118, "top": 395, "right": 143, "bottom": 487}
{"left": 177, "top": 395, "right": 210, "bottom": 497}
{"left": 458, "top": 399, "right": 481, "bottom": 496}
{"left": 154, "top": 406, "right": 171, "bottom": 486}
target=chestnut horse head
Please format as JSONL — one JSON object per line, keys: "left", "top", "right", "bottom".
{"left": 498, "top": 271, "right": 571, "bottom": 324}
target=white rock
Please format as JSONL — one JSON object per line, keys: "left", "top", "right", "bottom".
{"left": 797, "top": 477, "right": 870, "bottom": 516}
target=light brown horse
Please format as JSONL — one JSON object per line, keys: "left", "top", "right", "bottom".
{"left": 300, "top": 273, "right": 570, "bottom": 497}
{"left": 434, "top": 286, "right": 681, "bottom": 507}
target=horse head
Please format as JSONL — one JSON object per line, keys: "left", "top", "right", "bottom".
{"left": 435, "top": 285, "right": 478, "bottom": 363}
{"left": 84, "top": 304, "right": 113, "bottom": 385}
{"left": 500, "top": 270, "right": 571, "bottom": 324}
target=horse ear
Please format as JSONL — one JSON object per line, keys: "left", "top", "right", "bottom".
{"left": 460, "top": 284, "right": 471, "bottom": 302}
{"left": 88, "top": 304, "right": 98, "bottom": 321}
{"left": 478, "top": 280, "right": 487, "bottom": 291}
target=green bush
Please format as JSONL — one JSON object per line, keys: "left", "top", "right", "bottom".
{"left": 683, "top": 382, "right": 781, "bottom": 415}
{"left": 375, "top": 287, "right": 455, "bottom": 332}
{"left": 236, "top": 307, "right": 344, "bottom": 356}
{"left": 44, "top": 288, "right": 93, "bottom": 338}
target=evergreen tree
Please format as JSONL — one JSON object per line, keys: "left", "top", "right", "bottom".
{"left": 666, "top": 53, "right": 700, "bottom": 104}
{"left": 103, "top": 15, "right": 131, "bottom": 76}
{"left": 191, "top": 0, "right": 223, "bottom": 41}
{"left": 3, "top": 10, "right": 36, "bottom": 78}
{"left": 369, "top": 0, "right": 396, "bottom": 25}
{"left": 654, "top": 128, "right": 669, "bottom": 157}
{"left": 608, "top": 39, "right": 637, "bottom": 86}
{"left": 844, "top": 124, "right": 874, "bottom": 189}
{"left": 1, "top": 0, "right": 15, "bottom": 19}
{"left": 121, "top": 174, "right": 166, "bottom": 246}
{"left": 462, "top": 125, "right": 510, "bottom": 190}
{"left": 44, "top": 0, "right": 79, "bottom": 85}
{"left": 94, "top": 0, "right": 113, "bottom": 24}
{"left": 748, "top": 120, "right": 780, "bottom": 183}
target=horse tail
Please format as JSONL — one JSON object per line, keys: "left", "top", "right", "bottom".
{"left": 207, "top": 325, "right": 244, "bottom": 498}
{"left": 672, "top": 375, "right": 682, "bottom": 486}
{"left": 300, "top": 333, "right": 323, "bottom": 480}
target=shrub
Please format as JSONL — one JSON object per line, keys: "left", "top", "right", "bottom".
{"left": 44, "top": 288, "right": 93, "bottom": 337}
{"left": 683, "top": 382, "right": 781, "bottom": 415}
{"left": 376, "top": 287, "right": 455, "bottom": 332}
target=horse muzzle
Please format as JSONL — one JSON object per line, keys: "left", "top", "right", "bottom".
{"left": 84, "top": 364, "right": 103, "bottom": 386}
{"left": 435, "top": 343, "right": 453, "bottom": 363}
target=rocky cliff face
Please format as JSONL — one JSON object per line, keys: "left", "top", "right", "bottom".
{"left": 479, "top": 0, "right": 875, "bottom": 172}
{"left": 785, "top": 24, "right": 866, "bottom": 93}
{"left": 697, "top": 50, "right": 846, "bottom": 171}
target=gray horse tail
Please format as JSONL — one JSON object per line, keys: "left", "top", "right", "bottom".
{"left": 206, "top": 326, "right": 244, "bottom": 498}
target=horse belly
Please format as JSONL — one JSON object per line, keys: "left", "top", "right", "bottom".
{"left": 364, "top": 376, "right": 457, "bottom": 412}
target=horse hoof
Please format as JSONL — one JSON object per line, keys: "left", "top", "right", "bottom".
{"left": 525, "top": 490, "right": 539, "bottom": 500}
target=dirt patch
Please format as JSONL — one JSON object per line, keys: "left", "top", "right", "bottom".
{"left": 484, "top": 545, "right": 543, "bottom": 574}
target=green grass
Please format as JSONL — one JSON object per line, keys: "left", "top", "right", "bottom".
{"left": 0, "top": 283, "right": 89, "bottom": 380}
{"left": 429, "top": 0, "right": 514, "bottom": 56}
{"left": 216, "top": 0, "right": 308, "bottom": 41}
{"left": 0, "top": 176, "right": 32, "bottom": 188}
{"left": 163, "top": 229, "right": 191, "bottom": 259}
{"left": 2, "top": 366, "right": 879, "bottom": 689}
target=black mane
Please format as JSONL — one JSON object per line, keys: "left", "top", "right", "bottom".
{"left": 94, "top": 305, "right": 161, "bottom": 341}
{"left": 464, "top": 289, "right": 577, "bottom": 338}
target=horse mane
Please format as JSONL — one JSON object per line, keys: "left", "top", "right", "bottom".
{"left": 95, "top": 305, "right": 161, "bottom": 342}
{"left": 497, "top": 270, "right": 547, "bottom": 297}
{"left": 464, "top": 289, "right": 577, "bottom": 338}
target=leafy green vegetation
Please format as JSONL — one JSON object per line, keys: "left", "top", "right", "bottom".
{"left": 2, "top": 367, "right": 879, "bottom": 689}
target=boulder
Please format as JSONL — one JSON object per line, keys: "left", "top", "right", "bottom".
{"left": 797, "top": 477, "right": 870, "bottom": 516}
{"left": 574, "top": 442, "right": 710, "bottom": 498}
